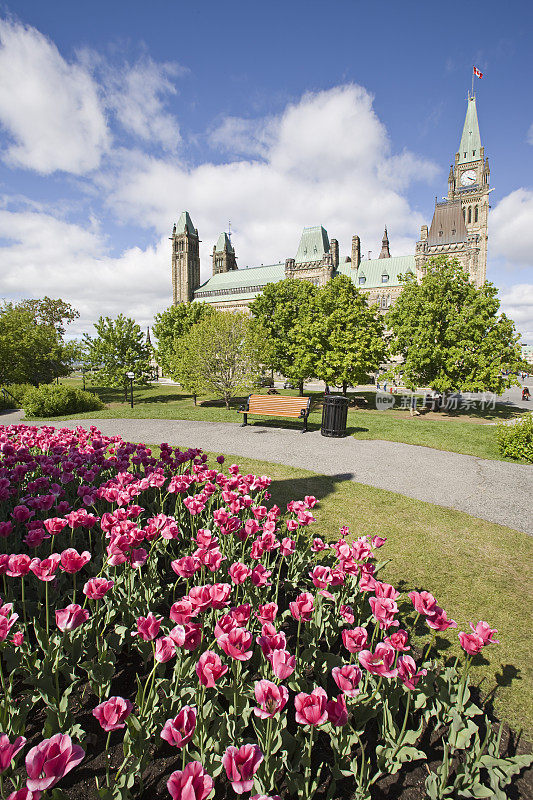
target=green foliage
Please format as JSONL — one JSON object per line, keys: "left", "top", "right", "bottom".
{"left": 386, "top": 256, "right": 523, "bottom": 393}
{"left": 152, "top": 302, "right": 213, "bottom": 376}
{"left": 0, "top": 383, "right": 34, "bottom": 409}
{"left": 84, "top": 315, "right": 152, "bottom": 390}
{"left": 18, "top": 297, "right": 79, "bottom": 337}
{"left": 250, "top": 279, "right": 318, "bottom": 390}
{"left": 496, "top": 414, "right": 533, "bottom": 462}
{"left": 170, "top": 310, "right": 262, "bottom": 408}
{"left": 0, "top": 301, "right": 76, "bottom": 385}
{"left": 310, "top": 275, "right": 386, "bottom": 389}
{"left": 22, "top": 384, "right": 105, "bottom": 417}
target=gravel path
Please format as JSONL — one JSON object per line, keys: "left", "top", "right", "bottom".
{"left": 2, "top": 411, "right": 532, "bottom": 535}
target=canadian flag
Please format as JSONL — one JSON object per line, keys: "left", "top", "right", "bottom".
{"left": 473, "top": 66, "right": 483, "bottom": 78}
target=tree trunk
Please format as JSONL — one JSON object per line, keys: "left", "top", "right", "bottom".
{"left": 225, "top": 396, "right": 230, "bottom": 409}
{"left": 299, "top": 380, "right": 304, "bottom": 397}
{"left": 193, "top": 394, "right": 197, "bottom": 406}
{"left": 342, "top": 381, "right": 348, "bottom": 396}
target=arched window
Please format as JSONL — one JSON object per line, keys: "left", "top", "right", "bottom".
{"left": 381, "top": 273, "right": 389, "bottom": 283}
{"left": 474, "top": 206, "right": 478, "bottom": 223}
{"left": 358, "top": 276, "right": 366, "bottom": 286}
{"left": 463, "top": 208, "right": 466, "bottom": 221}
{"left": 467, "top": 207, "right": 472, "bottom": 223}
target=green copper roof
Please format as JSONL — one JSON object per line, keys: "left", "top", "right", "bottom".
{"left": 458, "top": 96, "right": 482, "bottom": 164}
{"left": 193, "top": 263, "right": 285, "bottom": 303}
{"left": 214, "top": 232, "right": 234, "bottom": 253}
{"left": 176, "top": 211, "right": 197, "bottom": 235}
{"left": 295, "top": 226, "right": 330, "bottom": 263}
{"left": 337, "top": 254, "right": 415, "bottom": 288}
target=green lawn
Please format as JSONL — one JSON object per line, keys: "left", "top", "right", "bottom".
{"left": 28, "top": 378, "right": 528, "bottom": 462}
{"left": 166, "top": 447, "right": 531, "bottom": 741}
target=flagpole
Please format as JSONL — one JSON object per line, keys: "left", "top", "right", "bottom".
{"left": 471, "top": 66, "right": 474, "bottom": 98}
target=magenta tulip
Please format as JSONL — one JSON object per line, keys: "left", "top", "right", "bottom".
{"left": 25, "top": 733, "right": 85, "bottom": 791}
{"left": 228, "top": 561, "right": 251, "bottom": 585}
{"left": 55, "top": 604, "right": 89, "bottom": 632}
{"left": 331, "top": 665, "right": 362, "bottom": 697}
{"left": 222, "top": 744, "right": 263, "bottom": 794}
{"left": 217, "top": 627, "right": 253, "bottom": 661}
{"left": 83, "top": 578, "right": 114, "bottom": 600}
{"left": 160, "top": 706, "right": 196, "bottom": 748}
{"left": 93, "top": 696, "right": 133, "bottom": 731}
{"left": 294, "top": 687, "right": 328, "bottom": 726}
{"left": 385, "top": 629, "right": 410, "bottom": 652}
{"left": 7, "top": 790, "right": 41, "bottom": 800}
{"left": 369, "top": 596, "right": 399, "bottom": 631}
{"left": 397, "top": 656, "right": 427, "bottom": 690}
{"left": 6, "top": 554, "right": 31, "bottom": 577}
{"left": 268, "top": 649, "right": 295, "bottom": 680}
{"left": 253, "top": 680, "right": 289, "bottom": 718}
{"left": 358, "top": 643, "right": 398, "bottom": 678}
{"left": 342, "top": 627, "right": 368, "bottom": 653}
{"left": 408, "top": 590, "right": 438, "bottom": 616}
{"left": 60, "top": 549, "right": 91, "bottom": 574}
{"left": 0, "top": 734, "right": 26, "bottom": 773}
{"left": 470, "top": 621, "right": 499, "bottom": 644}
{"left": 458, "top": 631, "right": 485, "bottom": 656}
{"left": 167, "top": 761, "right": 213, "bottom": 800}
{"left": 134, "top": 613, "right": 162, "bottom": 641}
{"left": 326, "top": 693, "right": 348, "bottom": 727}
{"left": 29, "top": 555, "right": 61, "bottom": 582}
{"left": 196, "top": 650, "right": 228, "bottom": 687}
{"left": 154, "top": 636, "right": 177, "bottom": 663}
{"left": 289, "top": 592, "right": 314, "bottom": 622}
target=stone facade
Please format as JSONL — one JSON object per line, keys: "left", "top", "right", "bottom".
{"left": 171, "top": 211, "right": 201, "bottom": 303}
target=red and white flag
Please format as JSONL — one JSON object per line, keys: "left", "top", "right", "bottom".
{"left": 473, "top": 66, "right": 483, "bottom": 79}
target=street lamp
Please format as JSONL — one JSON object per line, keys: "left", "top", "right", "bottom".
{"left": 126, "top": 372, "right": 135, "bottom": 409}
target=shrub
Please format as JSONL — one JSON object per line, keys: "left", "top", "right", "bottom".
{"left": 497, "top": 413, "right": 533, "bottom": 463}
{"left": 0, "top": 424, "right": 530, "bottom": 799}
{"left": 22, "top": 384, "right": 105, "bottom": 417}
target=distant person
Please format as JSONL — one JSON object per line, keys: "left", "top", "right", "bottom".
{"left": 522, "top": 387, "right": 530, "bottom": 401}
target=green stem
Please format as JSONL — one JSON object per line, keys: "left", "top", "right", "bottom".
{"left": 21, "top": 577, "right": 27, "bottom": 631}
{"left": 305, "top": 726, "right": 314, "bottom": 799}
{"left": 390, "top": 689, "right": 411, "bottom": 762}
{"left": 423, "top": 630, "right": 437, "bottom": 661}
{"left": 105, "top": 730, "right": 112, "bottom": 786}
{"left": 72, "top": 572, "right": 77, "bottom": 606}
{"left": 45, "top": 580, "right": 50, "bottom": 638}
{"left": 140, "top": 664, "right": 157, "bottom": 716}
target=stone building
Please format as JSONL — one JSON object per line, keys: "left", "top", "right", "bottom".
{"left": 170, "top": 94, "right": 489, "bottom": 311}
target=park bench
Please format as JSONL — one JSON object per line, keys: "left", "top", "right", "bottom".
{"left": 239, "top": 394, "right": 311, "bottom": 432}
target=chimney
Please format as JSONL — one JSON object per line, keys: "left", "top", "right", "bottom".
{"left": 351, "top": 235, "right": 361, "bottom": 269}
{"left": 330, "top": 238, "right": 339, "bottom": 269}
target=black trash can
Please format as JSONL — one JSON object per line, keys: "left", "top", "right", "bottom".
{"left": 321, "top": 394, "right": 349, "bottom": 437}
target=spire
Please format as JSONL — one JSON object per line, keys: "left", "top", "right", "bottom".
{"left": 146, "top": 326, "right": 151, "bottom": 345}
{"left": 378, "top": 226, "right": 391, "bottom": 259}
{"left": 175, "top": 211, "right": 197, "bottom": 235}
{"left": 215, "top": 232, "right": 234, "bottom": 253}
{"left": 458, "top": 96, "right": 482, "bottom": 164}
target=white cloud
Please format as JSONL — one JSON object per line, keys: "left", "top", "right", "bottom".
{"left": 0, "top": 18, "right": 109, "bottom": 174}
{"left": 103, "top": 85, "right": 438, "bottom": 282}
{"left": 500, "top": 284, "right": 533, "bottom": 343}
{"left": 490, "top": 189, "right": 533, "bottom": 269}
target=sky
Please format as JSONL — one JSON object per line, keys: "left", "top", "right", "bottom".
{"left": 0, "top": 0, "right": 532, "bottom": 341}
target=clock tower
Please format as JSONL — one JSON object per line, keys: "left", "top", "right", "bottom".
{"left": 416, "top": 94, "right": 490, "bottom": 287}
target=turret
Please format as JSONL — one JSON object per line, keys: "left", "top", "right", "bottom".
{"left": 171, "top": 211, "right": 201, "bottom": 304}
{"left": 378, "top": 227, "right": 391, "bottom": 259}
{"left": 212, "top": 232, "right": 237, "bottom": 275}
{"left": 351, "top": 235, "right": 361, "bottom": 269}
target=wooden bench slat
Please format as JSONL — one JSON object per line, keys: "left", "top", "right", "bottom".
{"left": 239, "top": 393, "right": 311, "bottom": 431}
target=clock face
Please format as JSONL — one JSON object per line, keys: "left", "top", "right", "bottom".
{"left": 460, "top": 169, "right": 476, "bottom": 187}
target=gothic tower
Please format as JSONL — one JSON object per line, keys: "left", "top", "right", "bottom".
{"left": 378, "top": 227, "right": 391, "bottom": 259}
{"left": 212, "top": 232, "right": 237, "bottom": 275}
{"left": 416, "top": 94, "right": 490, "bottom": 287}
{"left": 171, "top": 211, "right": 201, "bottom": 304}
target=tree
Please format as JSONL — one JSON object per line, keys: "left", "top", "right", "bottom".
{"left": 250, "top": 279, "right": 317, "bottom": 395}
{"left": 19, "top": 297, "right": 79, "bottom": 337}
{"left": 152, "top": 303, "right": 213, "bottom": 376}
{"left": 170, "top": 310, "right": 262, "bottom": 409}
{"left": 310, "top": 275, "right": 386, "bottom": 394}
{"left": 84, "top": 315, "right": 152, "bottom": 392}
{"left": 0, "top": 301, "right": 76, "bottom": 386}
{"left": 386, "top": 256, "right": 523, "bottom": 394}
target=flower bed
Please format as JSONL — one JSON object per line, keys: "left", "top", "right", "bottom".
{"left": 0, "top": 423, "right": 530, "bottom": 800}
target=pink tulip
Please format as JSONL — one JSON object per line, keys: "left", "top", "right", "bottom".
{"left": 60, "top": 549, "right": 91, "bottom": 574}
{"left": 25, "top": 733, "right": 85, "bottom": 791}
{"left": 6, "top": 554, "right": 32, "bottom": 577}
{"left": 167, "top": 761, "right": 213, "bottom": 800}
{"left": 209, "top": 583, "right": 231, "bottom": 609}
{"left": 369, "top": 596, "right": 399, "bottom": 630}
{"left": 29, "top": 554, "right": 61, "bottom": 582}
{"left": 311, "top": 537, "right": 328, "bottom": 552}
{"left": 188, "top": 586, "right": 212, "bottom": 613}
{"left": 251, "top": 796, "right": 281, "bottom": 800}
{"left": 256, "top": 602, "right": 278, "bottom": 625}
{"left": 374, "top": 582, "right": 400, "bottom": 600}
{"left": 326, "top": 693, "right": 348, "bottom": 726}
{"left": 228, "top": 562, "right": 251, "bottom": 585}
{"left": 222, "top": 744, "right": 263, "bottom": 794}
{"left": 371, "top": 536, "right": 387, "bottom": 548}
{"left": 256, "top": 623, "right": 286, "bottom": 657}
{"left": 470, "top": 621, "right": 499, "bottom": 645}
{"left": 154, "top": 636, "right": 176, "bottom": 663}
{"left": 169, "top": 599, "right": 195, "bottom": 625}
{"left": 55, "top": 604, "right": 90, "bottom": 632}
{"left": 83, "top": 578, "right": 114, "bottom": 600}
{"left": 408, "top": 590, "right": 438, "bottom": 617}
{"left": 264, "top": 649, "right": 293, "bottom": 681}
{"left": 289, "top": 592, "right": 314, "bottom": 622}
{"left": 93, "top": 696, "right": 133, "bottom": 731}
{"left": 134, "top": 613, "right": 162, "bottom": 641}
{"left": 0, "top": 734, "right": 26, "bottom": 773}
{"left": 161, "top": 706, "right": 196, "bottom": 748}
{"left": 182, "top": 622, "right": 203, "bottom": 651}
{"left": 358, "top": 643, "right": 398, "bottom": 678}
{"left": 130, "top": 548, "right": 148, "bottom": 568}
{"left": 217, "top": 627, "right": 253, "bottom": 661}
{"left": 251, "top": 564, "right": 271, "bottom": 587}
{"left": 43, "top": 518, "right": 68, "bottom": 536}
{"left": 385, "top": 629, "right": 410, "bottom": 651}
{"left": 169, "top": 625, "right": 186, "bottom": 647}
{"left": 294, "top": 687, "right": 328, "bottom": 726}
{"left": 280, "top": 538, "right": 295, "bottom": 556}
{"left": 11, "top": 631, "right": 24, "bottom": 647}
{"left": 397, "top": 656, "right": 427, "bottom": 690}
{"left": 458, "top": 631, "right": 484, "bottom": 656}
{"left": 229, "top": 604, "right": 251, "bottom": 626}
{"left": 171, "top": 556, "right": 201, "bottom": 579}
{"left": 196, "top": 650, "right": 228, "bottom": 687}
{"left": 426, "top": 608, "right": 457, "bottom": 631}
{"left": 309, "top": 565, "right": 332, "bottom": 589}
{"left": 342, "top": 627, "right": 368, "bottom": 653}
{"left": 253, "top": 680, "right": 289, "bottom": 718}
{"left": 339, "top": 605, "right": 355, "bottom": 624}
{"left": 7, "top": 789, "right": 42, "bottom": 800}
{"left": 331, "top": 665, "right": 362, "bottom": 697}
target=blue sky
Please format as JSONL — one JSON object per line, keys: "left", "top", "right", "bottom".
{"left": 0, "top": 0, "right": 531, "bottom": 339}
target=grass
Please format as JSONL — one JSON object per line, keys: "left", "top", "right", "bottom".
{"left": 163, "top": 447, "right": 531, "bottom": 742}
{"left": 25, "top": 378, "right": 530, "bottom": 462}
